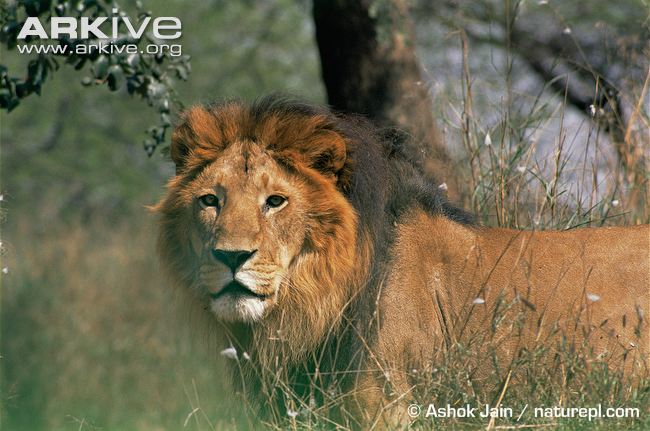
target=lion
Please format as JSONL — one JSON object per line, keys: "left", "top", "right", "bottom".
{"left": 156, "top": 95, "right": 649, "bottom": 428}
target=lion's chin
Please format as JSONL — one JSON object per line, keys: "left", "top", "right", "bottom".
{"left": 209, "top": 281, "right": 271, "bottom": 323}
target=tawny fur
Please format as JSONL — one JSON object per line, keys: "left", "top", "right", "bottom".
{"left": 156, "top": 96, "right": 649, "bottom": 428}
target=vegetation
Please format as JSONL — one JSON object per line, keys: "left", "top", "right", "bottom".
{"left": 1, "top": 0, "right": 648, "bottom": 430}
{"left": 0, "top": 0, "right": 193, "bottom": 153}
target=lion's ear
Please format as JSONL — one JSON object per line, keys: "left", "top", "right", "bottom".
{"left": 296, "top": 129, "right": 348, "bottom": 180}
{"left": 170, "top": 107, "right": 221, "bottom": 173}
{"left": 285, "top": 129, "right": 347, "bottom": 182}
{"left": 170, "top": 124, "right": 194, "bottom": 172}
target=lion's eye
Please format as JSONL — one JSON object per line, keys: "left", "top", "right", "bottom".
{"left": 199, "top": 194, "right": 219, "bottom": 208}
{"left": 266, "top": 195, "right": 286, "bottom": 208}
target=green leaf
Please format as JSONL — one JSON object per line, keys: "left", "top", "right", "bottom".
{"left": 92, "top": 55, "right": 109, "bottom": 79}
{"left": 175, "top": 65, "right": 188, "bottom": 80}
{"left": 126, "top": 54, "right": 140, "bottom": 68}
{"left": 107, "top": 65, "right": 125, "bottom": 91}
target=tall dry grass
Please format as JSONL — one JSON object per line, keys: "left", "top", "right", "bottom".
{"left": 450, "top": 31, "right": 649, "bottom": 230}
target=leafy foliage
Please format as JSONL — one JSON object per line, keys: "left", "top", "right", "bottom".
{"left": 0, "top": 0, "right": 191, "bottom": 154}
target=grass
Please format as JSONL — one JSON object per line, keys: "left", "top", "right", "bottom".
{"left": 448, "top": 22, "right": 648, "bottom": 229}
{"left": 1, "top": 215, "right": 247, "bottom": 430}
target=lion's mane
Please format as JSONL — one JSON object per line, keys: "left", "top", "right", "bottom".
{"left": 156, "top": 95, "right": 471, "bottom": 375}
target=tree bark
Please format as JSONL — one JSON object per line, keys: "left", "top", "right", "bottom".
{"left": 313, "top": 0, "right": 460, "bottom": 200}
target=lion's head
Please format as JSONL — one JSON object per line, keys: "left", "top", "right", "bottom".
{"left": 157, "top": 95, "right": 469, "bottom": 358}
{"left": 156, "top": 97, "right": 386, "bottom": 352}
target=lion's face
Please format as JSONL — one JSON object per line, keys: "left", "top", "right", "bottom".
{"left": 183, "top": 142, "right": 311, "bottom": 322}
{"left": 158, "top": 100, "right": 362, "bottom": 326}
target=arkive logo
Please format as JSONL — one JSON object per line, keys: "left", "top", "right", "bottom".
{"left": 17, "top": 9, "right": 182, "bottom": 40}
{"left": 15, "top": 9, "right": 183, "bottom": 57}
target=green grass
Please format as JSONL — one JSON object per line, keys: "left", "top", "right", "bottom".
{"left": 1, "top": 215, "right": 248, "bottom": 430}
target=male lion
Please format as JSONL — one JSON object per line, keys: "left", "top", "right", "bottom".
{"left": 156, "top": 96, "right": 649, "bottom": 428}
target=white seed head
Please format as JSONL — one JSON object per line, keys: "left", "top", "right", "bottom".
{"left": 220, "top": 347, "right": 238, "bottom": 360}
{"left": 516, "top": 165, "right": 526, "bottom": 173}
{"left": 473, "top": 297, "right": 486, "bottom": 304}
{"left": 589, "top": 104, "right": 596, "bottom": 117}
{"left": 438, "top": 182, "right": 448, "bottom": 191}
{"left": 242, "top": 352, "right": 251, "bottom": 361}
{"left": 1, "top": 267, "right": 8, "bottom": 274}
{"left": 484, "top": 132, "right": 492, "bottom": 147}
{"left": 587, "top": 293, "right": 600, "bottom": 302}
{"left": 611, "top": 200, "right": 620, "bottom": 207}
{"left": 563, "top": 27, "right": 572, "bottom": 34}
{"left": 287, "top": 409, "right": 299, "bottom": 418}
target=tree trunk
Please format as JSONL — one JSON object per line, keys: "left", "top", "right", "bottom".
{"left": 313, "top": 0, "right": 460, "bottom": 200}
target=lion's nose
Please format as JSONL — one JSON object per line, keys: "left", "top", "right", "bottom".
{"left": 211, "top": 249, "right": 257, "bottom": 273}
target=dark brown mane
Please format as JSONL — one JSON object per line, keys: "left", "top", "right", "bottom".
{"left": 159, "top": 94, "right": 475, "bottom": 405}
{"left": 242, "top": 95, "right": 475, "bottom": 262}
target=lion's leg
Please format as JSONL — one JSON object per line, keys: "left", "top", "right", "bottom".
{"left": 346, "top": 365, "right": 413, "bottom": 429}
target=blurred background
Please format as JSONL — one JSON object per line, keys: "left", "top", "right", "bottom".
{"left": 1, "top": 0, "right": 648, "bottom": 429}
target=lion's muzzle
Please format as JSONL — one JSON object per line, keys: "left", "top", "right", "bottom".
{"left": 211, "top": 248, "right": 257, "bottom": 272}
{"left": 203, "top": 247, "right": 279, "bottom": 321}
